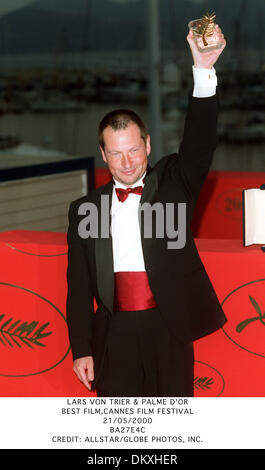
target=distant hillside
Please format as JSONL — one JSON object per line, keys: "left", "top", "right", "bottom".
{"left": 0, "top": 0, "right": 263, "bottom": 54}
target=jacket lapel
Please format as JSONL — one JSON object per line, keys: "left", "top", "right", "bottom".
{"left": 94, "top": 181, "right": 115, "bottom": 313}
{"left": 140, "top": 164, "right": 158, "bottom": 205}
{"left": 139, "top": 165, "right": 158, "bottom": 255}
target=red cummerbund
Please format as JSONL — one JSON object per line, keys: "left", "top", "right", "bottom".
{"left": 114, "top": 271, "right": 157, "bottom": 311}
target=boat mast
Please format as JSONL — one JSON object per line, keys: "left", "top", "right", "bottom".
{"left": 71, "top": 0, "right": 92, "bottom": 155}
{"left": 147, "top": 0, "right": 162, "bottom": 164}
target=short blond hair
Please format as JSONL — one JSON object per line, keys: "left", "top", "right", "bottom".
{"left": 98, "top": 109, "right": 148, "bottom": 149}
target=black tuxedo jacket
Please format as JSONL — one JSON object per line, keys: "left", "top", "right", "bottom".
{"left": 66, "top": 93, "right": 227, "bottom": 391}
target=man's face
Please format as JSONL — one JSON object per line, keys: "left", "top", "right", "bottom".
{"left": 100, "top": 122, "right": 151, "bottom": 187}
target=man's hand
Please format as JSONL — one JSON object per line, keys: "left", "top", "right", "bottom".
{"left": 73, "top": 356, "right": 94, "bottom": 390}
{"left": 187, "top": 25, "right": 226, "bottom": 69}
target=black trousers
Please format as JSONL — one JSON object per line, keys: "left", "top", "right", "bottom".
{"left": 96, "top": 307, "right": 194, "bottom": 397}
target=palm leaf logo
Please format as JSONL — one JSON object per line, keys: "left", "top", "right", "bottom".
{"left": 194, "top": 376, "right": 214, "bottom": 391}
{"left": 236, "top": 296, "right": 265, "bottom": 333}
{"left": 0, "top": 314, "right": 52, "bottom": 348}
{"left": 193, "top": 12, "right": 216, "bottom": 46}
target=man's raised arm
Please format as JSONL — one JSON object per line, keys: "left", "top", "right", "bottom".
{"left": 177, "top": 26, "right": 226, "bottom": 200}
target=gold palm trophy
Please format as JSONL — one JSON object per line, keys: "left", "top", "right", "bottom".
{"left": 188, "top": 12, "right": 225, "bottom": 52}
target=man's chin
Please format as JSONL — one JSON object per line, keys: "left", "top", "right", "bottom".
{"left": 116, "top": 171, "right": 142, "bottom": 187}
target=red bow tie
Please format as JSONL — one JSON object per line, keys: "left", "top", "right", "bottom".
{"left": 115, "top": 186, "right": 143, "bottom": 202}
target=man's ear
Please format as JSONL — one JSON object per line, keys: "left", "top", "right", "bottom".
{"left": 146, "top": 134, "right": 151, "bottom": 157}
{"left": 99, "top": 145, "right": 107, "bottom": 163}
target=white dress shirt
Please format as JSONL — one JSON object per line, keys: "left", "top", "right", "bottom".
{"left": 111, "top": 67, "right": 217, "bottom": 272}
{"left": 111, "top": 171, "right": 147, "bottom": 272}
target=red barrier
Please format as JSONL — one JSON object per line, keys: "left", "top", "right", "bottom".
{"left": 95, "top": 167, "right": 112, "bottom": 188}
{"left": 194, "top": 239, "right": 265, "bottom": 397}
{"left": 0, "top": 230, "right": 95, "bottom": 397}
{"left": 191, "top": 171, "right": 265, "bottom": 240}
{"left": 0, "top": 230, "right": 264, "bottom": 397}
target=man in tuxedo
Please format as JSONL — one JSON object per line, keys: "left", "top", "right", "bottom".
{"left": 66, "top": 28, "right": 227, "bottom": 396}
